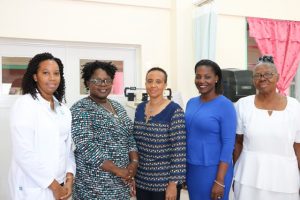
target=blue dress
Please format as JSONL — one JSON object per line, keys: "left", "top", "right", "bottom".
{"left": 185, "top": 95, "right": 236, "bottom": 200}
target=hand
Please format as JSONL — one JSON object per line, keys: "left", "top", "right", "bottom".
{"left": 127, "top": 162, "right": 138, "bottom": 178}
{"left": 49, "top": 180, "right": 67, "bottom": 200}
{"left": 115, "top": 167, "right": 132, "bottom": 180}
{"left": 165, "top": 182, "right": 177, "bottom": 200}
{"left": 129, "top": 179, "right": 136, "bottom": 197}
{"left": 59, "top": 179, "right": 73, "bottom": 200}
{"left": 211, "top": 181, "right": 225, "bottom": 200}
{"left": 101, "top": 160, "right": 132, "bottom": 180}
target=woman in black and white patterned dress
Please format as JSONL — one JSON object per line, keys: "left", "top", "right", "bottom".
{"left": 71, "top": 61, "right": 138, "bottom": 200}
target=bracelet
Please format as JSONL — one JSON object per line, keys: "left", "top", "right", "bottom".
{"left": 131, "top": 159, "right": 139, "bottom": 163}
{"left": 214, "top": 180, "right": 225, "bottom": 188}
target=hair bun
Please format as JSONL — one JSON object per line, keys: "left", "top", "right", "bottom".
{"left": 258, "top": 55, "right": 274, "bottom": 64}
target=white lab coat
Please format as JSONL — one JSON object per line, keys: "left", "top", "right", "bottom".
{"left": 8, "top": 93, "right": 76, "bottom": 200}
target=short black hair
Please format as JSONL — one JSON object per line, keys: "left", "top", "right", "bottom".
{"left": 22, "top": 52, "right": 66, "bottom": 102}
{"left": 81, "top": 61, "right": 117, "bottom": 90}
{"left": 146, "top": 67, "right": 168, "bottom": 83}
{"left": 195, "top": 59, "right": 223, "bottom": 94}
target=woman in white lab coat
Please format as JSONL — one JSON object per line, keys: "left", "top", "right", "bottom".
{"left": 9, "top": 52, "right": 76, "bottom": 200}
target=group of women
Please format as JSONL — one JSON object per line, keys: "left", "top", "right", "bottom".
{"left": 8, "top": 52, "right": 300, "bottom": 200}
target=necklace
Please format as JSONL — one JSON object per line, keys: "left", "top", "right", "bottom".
{"left": 148, "top": 98, "right": 165, "bottom": 112}
{"left": 145, "top": 98, "right": 166, "bottom": 123}
{"left": 89, "top": 96, "right": 118, "bottom": 118}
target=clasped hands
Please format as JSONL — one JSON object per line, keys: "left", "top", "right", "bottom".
{"left": 101, "top": 160, "right": 138, "bottom": 196}
{"left": 49, "top": 176, "right": 73, "bottom": 200}
{"left": 101, "top": 160, "right": 138, "bottom": 181}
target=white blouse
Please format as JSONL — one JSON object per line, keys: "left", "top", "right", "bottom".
{"left": 234, "top": 95, "right": 300, "bottom": 193}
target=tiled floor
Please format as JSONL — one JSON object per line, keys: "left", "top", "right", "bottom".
{"left": 181, "top": 189, "right": 189, "bottom": 200}
{"left": 181, "top": 189, "right": 234, "bottom": 200}
{"left": 131, "top": 189, "right": 234, "bottom": 200}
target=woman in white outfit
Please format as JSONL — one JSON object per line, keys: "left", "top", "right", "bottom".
{"left": 9, "top": 52, "right": 76, "bottom": 200}
{"left": 233, "top": 55, "right": 300, "bottom": 200}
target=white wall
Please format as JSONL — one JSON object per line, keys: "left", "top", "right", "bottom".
{"left": 171, "top": 0, "right": 198, "bottom": 102}
{"left": 215, "top": 15, "right": 247, "bottom": 69}
{"left": 0, "top": 0, "right": 195, "bottom": 198}
{"left": 216, "top": 0, "right": 300, "bottom": 21}
{"left": 0, "top": 0, "right": 170, "bottom": 87}
{"left": 0, "top": 106, "right": 11, "bottom": 199}
{"left": 0, "top": 0, "right": 195, "bottom": 99}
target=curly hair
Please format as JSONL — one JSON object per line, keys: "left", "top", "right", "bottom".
{"left": 146, "top": 67, "right": 168, "bottom": 83}
{"left": 81, "top": 61, "right": 118, "bottom": 90}
{"left": 21, "top": 52, "right": 66, "bottom": 102}
{"left": 194, "top": 59, "right": 223, "bottom": 95}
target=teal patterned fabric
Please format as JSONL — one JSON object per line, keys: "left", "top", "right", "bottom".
{"left": 71, "top": 97, "right": 137, "bottom": 200}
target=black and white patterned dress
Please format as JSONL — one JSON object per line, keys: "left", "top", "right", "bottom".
{"left": 71, "top": 97, "right": 137, "bottom": 200}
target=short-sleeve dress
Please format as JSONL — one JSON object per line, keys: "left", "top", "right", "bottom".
{"left": 234, "top": 95, "right": 300, "bottom": 200}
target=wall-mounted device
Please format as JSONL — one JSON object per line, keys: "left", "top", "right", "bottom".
{"left": 124, "top": 87, "right": 172, "bottom": 108}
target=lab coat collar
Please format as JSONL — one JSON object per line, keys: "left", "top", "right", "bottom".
{"left": 35, "top": 91, "right": 61, "bottom": 112}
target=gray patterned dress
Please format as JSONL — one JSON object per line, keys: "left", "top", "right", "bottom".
{"left": 71, "top": 97, "right": 137, "bottom": 200}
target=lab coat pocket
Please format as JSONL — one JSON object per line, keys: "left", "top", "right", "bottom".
{"left": 22, "top": 187, "right": 52, "bottom": 200}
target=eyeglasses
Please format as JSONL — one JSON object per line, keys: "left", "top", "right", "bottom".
{"left": 89, "top": 78, "right": 113, "bottom": 86}
{"left": 253, "top": 72, "right": 275, "bottom": 80}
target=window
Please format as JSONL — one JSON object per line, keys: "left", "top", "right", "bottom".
{"left": 0, "top": 38, "right": 139, "bottom": 107}
{"left": 1, "top": 57, "right": 31, "bottom": 95}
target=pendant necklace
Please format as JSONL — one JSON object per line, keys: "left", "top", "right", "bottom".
{"left": 145, "top": 98, "right": 165, "bottom": 122}
{"left": 147, "top": 98, "right": 165, "bottom": 115}
{"left": 89, "top": 96, "right": 118, "bottom": 118}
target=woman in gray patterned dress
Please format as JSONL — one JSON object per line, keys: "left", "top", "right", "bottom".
{"left": 71, "top": 61, "right": 138, "bottom": 200}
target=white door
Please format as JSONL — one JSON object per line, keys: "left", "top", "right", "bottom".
{"left": 0, "top": 39, "right": 139, "bottom": 199}
{"left": 0, "top": 40, "right": 66, "bottom": 199}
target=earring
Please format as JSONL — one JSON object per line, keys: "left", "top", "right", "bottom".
{"left": 215, "top": 81, "right": 218, "bottom": 83}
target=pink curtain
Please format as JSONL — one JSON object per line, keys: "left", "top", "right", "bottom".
{"left": 247, "top": 17, "right": 300, "bottom": 94}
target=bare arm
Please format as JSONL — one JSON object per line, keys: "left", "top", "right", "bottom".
{"left": 210, "top": 162, "right": 228, "bottom": 200}
{"left": 127, "top": 151, "right": 139, "bottom": 177}
{"left": 293, "top": 143, "right": 300, "bottom": 169}
{"left": 233, "top": 135, "right": 244, "bottom": 165}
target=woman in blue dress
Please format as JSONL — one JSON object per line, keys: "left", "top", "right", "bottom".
{"left": 185, "top": 59, "right": 236, "bottom": 200}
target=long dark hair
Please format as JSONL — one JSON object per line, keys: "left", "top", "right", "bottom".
{"left": 195, "top": 59, "right": 223, "bottom": 94}
{"left": 22, "top": 52, "right": 66, "bottom": 102}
